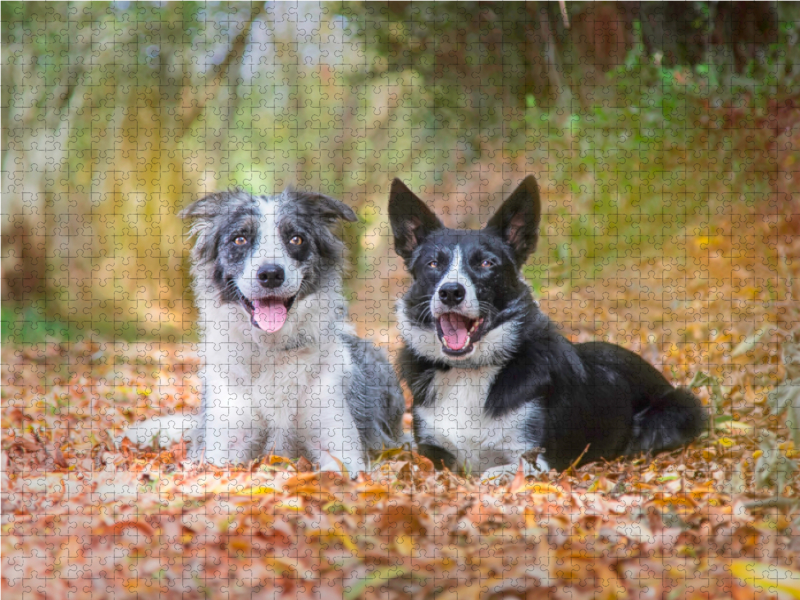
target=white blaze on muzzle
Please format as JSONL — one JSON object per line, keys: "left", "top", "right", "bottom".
{"left": 431, "top": 246, "right": 481, "bottom": 351}
{"left": 236, "top": 197, "right": 303, "bottom": 332}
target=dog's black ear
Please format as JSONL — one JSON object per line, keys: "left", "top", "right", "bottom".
{"left": 485, "top": 175, "right": 542, "bottom": 265}
{"left": 291, "top": 190, "right": 358, "bottom": 225}
{"left": 388, "top": 179, "right": 443, "bottom": 263}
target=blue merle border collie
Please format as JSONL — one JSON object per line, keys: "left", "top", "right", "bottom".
{"left": 389, "top": 175, "right": 707, "bottom": 481}
{"left": 122, "top": 188, "right": 405, "bottom": 474}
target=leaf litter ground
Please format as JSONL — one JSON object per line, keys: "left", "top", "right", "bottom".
{"left": 3, "top": 222, "right": 799, "bottom": 600}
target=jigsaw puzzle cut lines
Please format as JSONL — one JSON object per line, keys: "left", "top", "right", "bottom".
{"left": 2, "top": 3, "right": 798, "bottom": 600}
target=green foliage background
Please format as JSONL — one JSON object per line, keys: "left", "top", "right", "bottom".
{"left": 2, "top": 1, "right": 798, "bottom": 342}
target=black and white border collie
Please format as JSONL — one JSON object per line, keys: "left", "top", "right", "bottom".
{"left": 122, "top": 188, "right": 405, "bottom": 474}
{"left": 389, "top": 175, "right": 707, "bottom": 480}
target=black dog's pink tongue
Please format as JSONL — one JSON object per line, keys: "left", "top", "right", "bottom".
{"left": 439, "top": 313, "right": 471, "bottom": 350}
{"left": 252, "top": 299, "right": 288, "bottom": 333}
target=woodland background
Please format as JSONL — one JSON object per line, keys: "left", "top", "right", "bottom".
{"left": 3, "top": 2, "right": 800, "bottom": 599}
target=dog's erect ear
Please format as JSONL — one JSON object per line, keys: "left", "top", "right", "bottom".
{"left": 388, "top": 179, "right": 444, "bottom": 263}
{"left": 485, "top": 175, "right": 542, "bottom": 265}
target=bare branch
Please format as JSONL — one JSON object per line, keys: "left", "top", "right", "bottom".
{"left": 178, "top": 3, "right": 264, "bottom": 137}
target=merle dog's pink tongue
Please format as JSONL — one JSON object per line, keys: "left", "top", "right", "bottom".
{"left": 439, "top": 313, "right": 471, "bottom": 350}
{"left": 253, "top": 299, "right": 287, "bottom": 333}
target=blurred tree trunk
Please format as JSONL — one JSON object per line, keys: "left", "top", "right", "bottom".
{"left": 526, "top": 2, "right": 572, "bottom": 111}
{"left": 1, "top": 2, "right": 265, "bottom": 338}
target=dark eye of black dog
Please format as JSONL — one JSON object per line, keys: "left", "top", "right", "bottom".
{"left": 467, "top": 248, "right": 501, "bottom": 273}
{"left": 417, "top": 248, "right": 449, "bottom": 279}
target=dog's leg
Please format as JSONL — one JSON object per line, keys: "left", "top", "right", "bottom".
{"left": 317, "top": 432, "right": 367, "bottom": 476}
{"left": 416, "top": 443, "right": 458, "bottom": 471}
{"left": 290, "top": 346, "right": 369, "bottom": 477}
{"left": 307, "top": 404, "right": 368, "bottom": 476}
{"left": 198, "top": 377, "right": 261, "bottom": 466}
{"left": 301, "top": 368, "right": 368, "bottom": 477}
{"left": 117, "top": 414, "right": 201, "bottom": 449}
{"left": 480, "top": 453, "right": 550, "bottom": 486}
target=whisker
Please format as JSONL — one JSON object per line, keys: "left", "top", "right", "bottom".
{"left": 411, "top": 300, "right": 435, "bottom": 322}
{"left": 296, "top": 277, "right": 314, "bottom": 298}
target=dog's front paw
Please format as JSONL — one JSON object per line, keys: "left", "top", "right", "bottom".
{"left": 480, "top": 460, "right": 544, "bottom": 486}
{"left": 318, "top": 453, "right": 367, "bottom": 480}
{"left": 116, "top": 415, "right": 193, "bottom": 450}
{"left": 480, "top": 463, "right": 520, "bottom": 486}
{"left": 201, "top": 447, "right": 250, "bottom": 466}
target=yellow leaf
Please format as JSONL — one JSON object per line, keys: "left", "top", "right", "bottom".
{"left": 394, "top": 535, "right": 417, "bottom": 556}
{"left": 688, "top": 482, "right": 718, "bottom": 497}
{"left": 730, "top": 561, "right": 800, "bottom": 598}
{"left": 232, "top": 485, "right": 276, "bottom": 496}
{"left": 356, "top": 483, "right": 392, "bottom": 500}
{"left": 651, "top": 494, "right": 696, "bottom": 508}
{"left": 312, "top": 522, "right": 362, "bottom": 556}
{"left": 717, "top": 437, "right": 734, "bottom": 447}
{"left": 229, "top": 537, "right": 251, "bottom": 553}
{"left": 715, "top": 421, "right": 754, "bottom": 434}
{"left": 520, "top": 482, "right": 562, "bottom": 495}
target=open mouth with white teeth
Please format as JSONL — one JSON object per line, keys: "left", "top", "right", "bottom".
{"left": 436, "top": 313, "right": 486, "bottom": 356}
{"left": 241, "top": 294, "right": 297, "bottom": 333}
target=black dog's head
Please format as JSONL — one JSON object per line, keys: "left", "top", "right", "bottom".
{"left": 181, "top": 188, "right": 356, "bottom": 333}
{"left": 389, "top": 176, "right": 541, "bottom": 365}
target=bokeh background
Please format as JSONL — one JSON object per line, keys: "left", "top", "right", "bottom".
{"left": 5, "top": 7, "right": 800, "bottom": 597}
{"left": 3, "top": 1, "right": 798, "bottom": 353}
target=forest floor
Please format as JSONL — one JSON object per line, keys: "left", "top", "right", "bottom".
{"left": 3, "top": 216, "right": 799, "bottom": 600}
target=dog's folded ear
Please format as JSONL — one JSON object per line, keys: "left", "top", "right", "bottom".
{"left": 179, "top": 190, "right": 245, "bottom": 222}
{"left": 485, "top": 175, "right": 542, "bottom": 265}
{"left": 178, "top": 190, "right": 255, "bottom": 262}
{"left": 288, "top": 189, "right": 358, "bottom": 226}
{"left": 388, "top": 179, "right": 444, "bottom": 263}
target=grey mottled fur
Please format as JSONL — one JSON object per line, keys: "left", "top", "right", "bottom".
{"left": 120, "top": 188, "right": 405, "bottom": 474}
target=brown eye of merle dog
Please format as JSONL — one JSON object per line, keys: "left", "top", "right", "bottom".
{"left": 289, "top": 235, "right": 303, "bottom": 246}
{"left": 480, "top": 259, "right": 493, "bottom": 268}
{"left": 233, "top": 236, "right": 248, "bottom": 246}
{"left": 428, "top": 260, "right": 438, "bottom": 269}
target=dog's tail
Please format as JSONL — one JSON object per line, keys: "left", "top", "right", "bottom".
{"left": 626, "top": 387, "right": 708, "bottom": 457}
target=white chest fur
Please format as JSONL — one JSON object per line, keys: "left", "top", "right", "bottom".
{"left": 205, "top": 338, "right": 349, "bottom": 411}
{"left": 416, "top": 366, "right": 533, "bottom": 474}
{"left": 199, "top": 319, "right": 358, "bottom": 466}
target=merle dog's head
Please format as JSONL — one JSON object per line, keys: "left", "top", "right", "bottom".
{"left": 181, "top": 188, "right": 356, "bottom": 333}
{"left": 389, "top": 176, "right": 541, "bottom": 365}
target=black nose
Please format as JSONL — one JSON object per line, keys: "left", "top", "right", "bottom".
{"left": 438, "top": 282, "right": 466, "bottom": 307}
{"left": 257, "top": 264, "right": 285, "bottom": 288}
